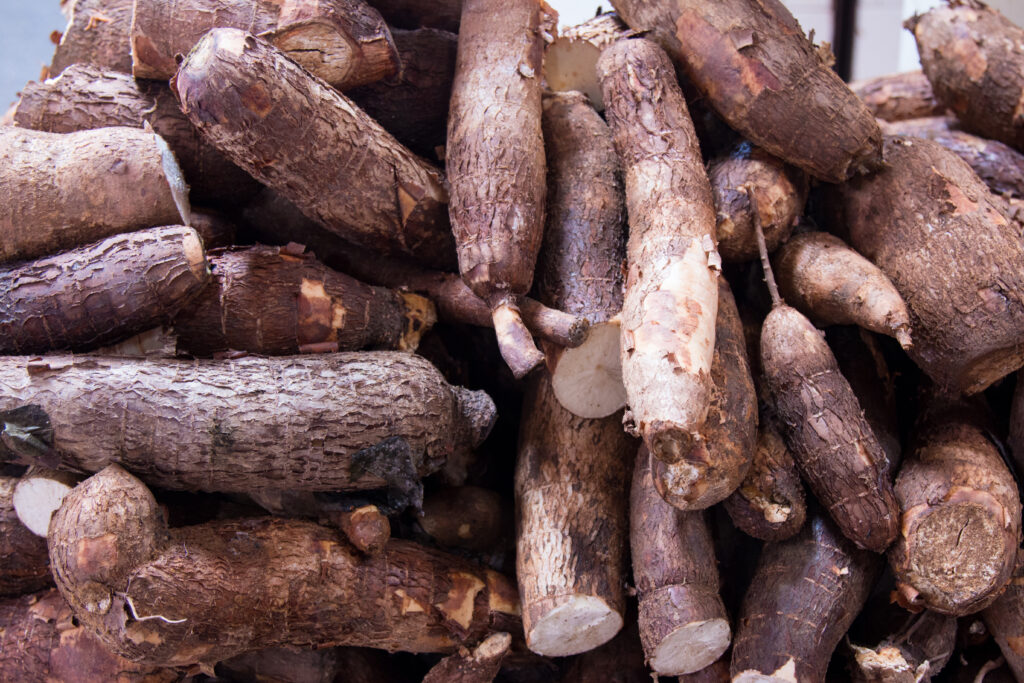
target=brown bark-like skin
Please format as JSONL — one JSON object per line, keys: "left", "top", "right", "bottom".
{"left": 336, "top": 506, "right": 390, "bottom": 555}
{"left": 983, "top": 555, "right": 1024, "bottom": 680}
{"left": 0, "top": 589, "right": 177, "bottom": 682}
{"left": 0, "top": 226, "right": 209, "bottom": 355}
{"left": 173, "top": 29, "right": 454, "bottom": 270}
{"left": 599, "top": 38, "right": 720, "bottom": 464}
{"left": 0, "top": 353, "right": 495, "bottom": 494}
{"left": 731, "top": 511, "right": 883, "bottom": 683}
{"left": 348, "top": 28, "right": 457, "bottom": 160}
{"left": 171, "top": 245, "right": 434, "bottom": 356}
{"left": 422, "top": 631, "right": 511, "bottom": 683}
{"left": 836, "top": 136, "right": 1024, "bottom": 394}
{"left": 515, "top": 373, "right": 633, "bottom": 656}
{"left": 446, "top": 0, "right": 550, "bottom": 378}
{"left": 49, "top": 466, "right": 521, "bottom": 668}
{"left": 850, "top": 71, "right": 946, "bottom": 122}
{"left": 708, "top": 143, "right": 807, "bottom": 263}
{"left": 50, "top": 0, "right": 133, "bottom": 75}
{"left": 722, "top": 409, "right": 807, "bottom": 542}
{"left": 536, "top": 91, "right": 625, "bottom": 324}
{"left": 908, "top": 2, "right": 1024, "bottom": 152}
{"left": 849, "top": 609, "right": 957, "bottom": 682}
{"left": 761, "top": 305, "right": 899, "bottom": 553}
{"left": 882, "top": 118, "right": 1024, "bottom": 199}
{"left": 131, "top": 0, "right": 399, "bottom": 88}
{"left": 610, "top": 0, "right": 883, "bottom": 183}
{"left": 241, "top": 190, "right": 587, "bottom": 349}
{"left": 774, "top": 231, "right": 913, "bottom": 347}
{"left": 420, "top": 486, "right": 503, "bottom": 551}
{"left": 13, "top": 64, "right": 260, "bottom": 207}
{"left": 0, "top": 477, "right": 51, "bottom": 597}
{"left": 631, "top": 449, "right": 730, "bottom": 675}
{"left": 889, "top": 397, "right": 1022, "bottom": 615}
{"left": 367, "top": 0, "right": 461, "bottom": 32}
{"left": 0, "top": 126, "right": 188, "bottom": 264}
{"left": 651, "top": 279, "right": 755, "bottom": 511}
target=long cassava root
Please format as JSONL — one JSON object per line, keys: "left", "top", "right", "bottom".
{"left": 48, "top": 466, "right": 521, "bottom": 668}
{"left": 0, "top": 353, "right": 495, "bottom": 493}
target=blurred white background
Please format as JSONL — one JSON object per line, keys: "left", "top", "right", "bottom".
{"left": 3, "top": 1, "right": 1024, "bottom": 108}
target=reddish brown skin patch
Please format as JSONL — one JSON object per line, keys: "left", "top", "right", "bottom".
{"left": 73, "top": 534, "right": 119, "bottom": 580}
{"left": 241, "top": 84, "right": 273, "bottom": 118}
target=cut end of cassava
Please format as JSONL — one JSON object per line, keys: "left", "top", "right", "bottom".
{"left": 181, "top": 228, "right": 208, "bottom": 281}
{"left": 153, "top": 133, "right": 191, "bottom": 227}
{"left": 650, "top": 617, "right": 730, "bottom": 676}
{"left": 647, "top": 424, "right": 697, "bottom": 465}
{"left": 13, "top": 469, "right": 81, "bottom": 537}
{"left": 525, "top": 595, "right": 623, "bottom": 657}
{"left": 549, "top": 320, "right": 626, "bottom": 418}
{"left": 266, "top": 22, "right": 361, "bottom": 88}
{"left": 733, "top": 659, "right": 799, "bottom": 683}
{"left": 397, "top": 292, "right": 438, "bottom": 352}
{"left": 492, "top": 302, "right": 545, "bottom": 379}
{"left": 851, "top": 645, "right": 916, "bottom": 681}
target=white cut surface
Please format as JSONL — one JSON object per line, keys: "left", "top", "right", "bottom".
{"left": 650, "top": 617, "right": 730, "bottom": 675}
{"left": 551, "top": 321, "right": 626, "bottom": 418}
{"left": 733, "top": 658, "right": 799, "bottom": 683}
{"left": 14, "top": 472, "right": 77, "bottom": 537}
{"left": 526, "top": 595, "right": 623, "bottom": 657}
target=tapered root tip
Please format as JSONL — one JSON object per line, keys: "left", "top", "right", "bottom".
{"left": 492, "top": 302, "right": 545, "bottom": 379}
{"left": 895, "top": 324, "right": 913, "bottom": 350}
{"left": 452, "top": 387, "right": 498, "bottom": 448}
{"left": 526, "top": 595, "right": 623, "bottom": 657}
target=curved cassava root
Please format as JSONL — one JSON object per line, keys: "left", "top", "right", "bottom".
{"left": 131, "top": 0, "right": 399, "bottom": 89}
{"left": 0, "top": 126, "right": 189, "bottom": 264}
{"left": 0, "top": 353, "right": 495, "bottom": 494}
{"left": 49, "top": 466, "right": 521, "bottom": 668}
{"left": 446, "top": 0, "right": 552, "bottom": 378}
{"left": 598, "top": 38, "right": 720, "bottom": 464}
{"left": 773, "top": 231, "right": 912, "bottom": 348}
{"left": 50, "top": 0, "right": 133, "bottom": 75}
{"left": 173, "top": 29, "right": 455, "bottom": 270}
{"left": 610, "top": 0, "right": 883, "bottom": 182}
{"left": 13, "top": 64, "right": 260, "bottom": 207}
{"left": 850, "top": 70, "right": 945, "bottom": 122}
{"left": 0, "top": 226, "right": 209, "bottom": 355}
{"left": 171, "top": 244, "right": 435, "bottom": 356}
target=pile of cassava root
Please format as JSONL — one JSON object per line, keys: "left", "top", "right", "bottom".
{"left": 8, "top": 0, "right": 1024, "bottom": 680}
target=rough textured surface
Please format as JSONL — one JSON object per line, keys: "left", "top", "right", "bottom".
{"left": 0, "top": 353, "right": 495, "bottom": 493}
{"left": 849, "top": 609, "right": 957, "bottom": 682}
{"left": 536, "top": 91, "right": 626, "bottom": 417}
{"left": 850, "top": 70, "right": 945, "bottom": 122}
{"left": 651, "top": 279, "right": 755, "bottom": 511}
{"left": 610, "top": 0, "right": 883, "bottom": 182}
{"left": 983, "top": 554, "right": 1024, "bottom": 681}
{"left": 761, "top": 305, "right": 899, "bottom": 553}
{"left": 131, "top": 0, "right": 399, "bottom": 88}
{"left": 598, "top": 38, "right": 720, "bottom": 464}
{"left": 422, "top": 631, "right": 510, "bottom": 683}
{"left": 13, "top": 64, "right": 260, "bottom": 207}
{"left": 908, "top": 1, "right": 1024, "bottom": 151}
{"left": 0, "top": 477, "right": 51, "bottom": 597}
{"left": 515, "top": 373, "right": 633, "bottom": 656}
{"left": 723, "top": 407, "right": 806, "bottom": 542}
{"left": 50, "top": 0, "right": 133, "bottom": 75}
{"left": 173, "top": 29, "right": 454, "bottom": 270}
{"left": 49, "top": 466, "right": 521, "bottom": 668}
{"left": 241, "top": 189, "right": 586, "bottom": 349}
{"left": 0, "top": 226, "right": 208, "bottom": 355}
{"left": 836, "top": 136, "right": 1024, "bottom": 394}
{"left": 731, "top": 511, "right": 882, "bottom": 683}
{"left": 881, "top": 117, "right": 1024, "bottom": 198}
{"left": 348, "top": 28, "right": 458, "bottom": 160}
{"left": 172, "top": 244, "right": 434, "bottom": 356}
{"left": 774, "top": 231, "right": 912, "bottom": 347}
{"left": 446, "top": 0, "right": 550, "bottom": 377}
{"left": 631, "top": 449, "right": 730, "bottom": 675}
{"left": 0, "top": 126, "right": 188, "bottom": 264}
{"left": 708, "top": 142, "right": 806, "bottom": 263}
{"left": 889, "top": 396, "right": 1021, "bottom": 616}
{"left": 0, "top": 588, "right": 177, "bottom": 682}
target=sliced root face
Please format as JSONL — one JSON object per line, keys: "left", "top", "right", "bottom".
{"left": 153, "top": 133, "right": 191, "bottom": 226}
{"left": 13, "top": 473, "right": 77, "bottom": 537}
{"left": 733, "top": 659, "right": 799, "bottom": 683}
{"left": 492, "top": 302, "right": 545, "bottom": 379}
{"left": 902, "top": 502, "right": 1009, "bottom": 614}
{"left": 550, "top": 321, "right": 626, "bottom": 418}
{"left": 526, "top": 595, "right": 623, "bottom": 657}
{"left": 650, "top": 617, "right": 730, "bottom": 676}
